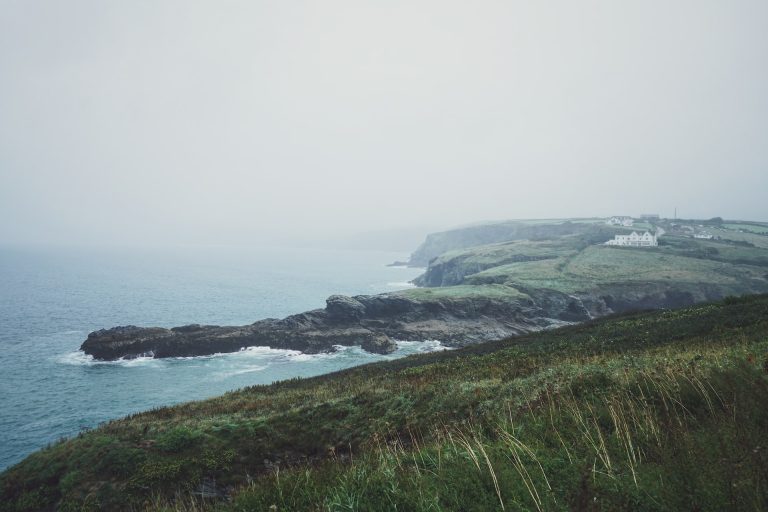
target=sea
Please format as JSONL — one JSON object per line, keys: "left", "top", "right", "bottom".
{"left": 0, "top": 245, "right": 434, "bottom": 471}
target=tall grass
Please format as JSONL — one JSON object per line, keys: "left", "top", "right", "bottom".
{"left": 215, "top": 359, "right": 768, "bottom": 511}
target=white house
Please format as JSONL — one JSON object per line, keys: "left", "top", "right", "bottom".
{"left": 605, "top": 231, "right": 658, "bottom": 247}
{"left": 606, "top": 216, "right": 634, "bottom": 227}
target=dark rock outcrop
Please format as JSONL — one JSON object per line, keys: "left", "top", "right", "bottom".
{"left": 81, "top": 291, "right": 560, "bottom": 361}
{"left": 81, "top": 279, "right": 756, "bottom": 361}
{"left": 325, "top": 295, "right": 366, "bottom": 323}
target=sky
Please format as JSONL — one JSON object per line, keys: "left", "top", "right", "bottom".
{"left": 1, "top": 0, "right": 767, "bottom": 248}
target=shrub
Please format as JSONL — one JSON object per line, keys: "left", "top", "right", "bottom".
{"left": 155, "top": 427, "right": 201, "bottom": 453}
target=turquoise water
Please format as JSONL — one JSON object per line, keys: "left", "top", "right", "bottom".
{"left": 0, "top": 245, "right": 429, "bottom": 470}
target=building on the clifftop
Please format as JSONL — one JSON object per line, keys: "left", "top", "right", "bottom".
{"left": 606, "top": 216, "right": 634, "bottom": 227}
{"left": 605, "top": 231, "right": 658, "bottom": 247}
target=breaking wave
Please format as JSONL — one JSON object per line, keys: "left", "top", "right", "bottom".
{"left": 56, "top": 339, "right": 450, "bottom": 370}
{"left": 56, "top": 351, "right": 160, "bottom": 367}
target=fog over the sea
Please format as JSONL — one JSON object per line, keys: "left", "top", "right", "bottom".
{"left": 1, "top": 1, "right": 767, "bottom": 248}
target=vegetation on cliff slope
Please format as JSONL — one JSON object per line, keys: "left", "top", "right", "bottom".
{"left": 409, "top": 218, "right": 768, "bottom": 269}
{"left": 2, "top": 295, "right": 768, "bottom": 511}
{"left": 407, "top": 220, "right": 613, "bottom": 267}
{"left": 413, "top": 223, "right": 768, "bottom": 302}
{"left": 465, "top": 242, "right": 768, "bottom": 293}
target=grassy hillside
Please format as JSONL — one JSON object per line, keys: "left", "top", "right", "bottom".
{"left": 722, "top": 222, "right": 768, "bottom": 234}
{"left": 398, "top": 283, "right": 530, "bottom": 301}
{"left": 407, "top": 221, "right": 624, "bottom": 266}
{"left": 2, "top": 295, "right": 768, "bottom": 511}
{"left": 414, "top": 226, "right": 768, "bottom": 301}
{"left": 466, "top": 244, "right": 768, "bottom": 294}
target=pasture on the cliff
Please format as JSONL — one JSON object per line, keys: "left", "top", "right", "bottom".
{"left": 2, "top": 1, "right": 768, "bottom": 511}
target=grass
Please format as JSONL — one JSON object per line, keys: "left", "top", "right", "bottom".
{"left": 418, "top": 221, "right": 768, "bottom": 291}
{"left": 660, "top": 235, "right": 768, "bottom": 267}
{"left": 415, "top": 230, "right": 632, "bottom": 287}
{"left": 466, "top": 244, "right": 768, "bottom": 295}
{"left": 397, "top": 284, "right": 529, "bottom": 301}
{"left": 409, "top": 221, "right": 628, "bottom": 266}
{"left": 567, "top": 246, "right": 756, "bottom": 283}
{"left": 432, "top": 239, "right": 579, "bottom": 267}
{"left": 722, "top": 222, "right": 768, "bottom": 234}
{"left": 709, "top": 228, "right": 768, "bottom": 250}
{"left": 2, "top": 295, "right": 768, "bottom": 511}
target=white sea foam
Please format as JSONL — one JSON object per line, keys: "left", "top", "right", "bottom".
{"left": 285, "top": 349, "right": 340, "bottom": 362}
{"left": 56, "top": 351, "right": 96, "bottom": 366}
{"left": 237, "top": 346, "right": 302, "bottom": 357}
{"left": 214, "top": 365, "right": 269, "bottom": 379}
{"left": 395, "top": 339, "right": 452, "bottom": 353}
{"left": 55, "top": 340, "right": 449, "bottom": 371}
{"left": 386, "top": 281, "right": 416, "bottom": 288}
{"left": 140, "top": 346, "right": 303, "bottom": 363}
{"left": 55, "top": 351, "right": 161, "bottom": 367}
{"left": 118, "top": 356, "right": 162, "bottom": 367}
{"left": 286, "top": 353, "right": 321, "bottom": 362}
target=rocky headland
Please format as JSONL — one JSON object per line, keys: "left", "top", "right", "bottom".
{"left": 80, "top": 283, "right": 722, "bottom": 361}
{"left": 81, "top": 292, "right": 549, "bottom": 360}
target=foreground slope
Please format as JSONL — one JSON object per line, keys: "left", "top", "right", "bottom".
{"left": 2, "top": 295, "right": 768, "bottom": 511}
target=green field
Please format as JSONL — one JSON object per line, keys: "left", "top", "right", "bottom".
{"left": 398, "top": 283, "right": 529, "bottom": 301}
{"left": 661, "top": 235, "right": 768, "bottom": 266}
{"left": 723, "top": 222, "right": 768, "bottom": 234}
{"left": 459, "top": 240, "right": 768, "bottom": 296}
{"left": 706, "top": 227, "right": 768, "bottom": 249}
{"left": 3, "top": 296, "right": 767, "bottom": 511}
{"left": 432, "top": 238, "right": 581, "bottom": 267}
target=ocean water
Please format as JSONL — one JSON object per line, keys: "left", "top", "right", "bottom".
{"left": 0, "top": 245, "right": 431, "bottom": 471}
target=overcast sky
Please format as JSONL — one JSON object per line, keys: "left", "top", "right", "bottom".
{"left": 1, "top": 0, "right": 767, "bottom": 247}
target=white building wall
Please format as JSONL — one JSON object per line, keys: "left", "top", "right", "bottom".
{"left": 605, "top": 231, "right": 658, "bottom": 247}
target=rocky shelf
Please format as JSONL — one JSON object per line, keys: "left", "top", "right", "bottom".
{"left": 80, "top": 281, "right": 723, "bottom": 361}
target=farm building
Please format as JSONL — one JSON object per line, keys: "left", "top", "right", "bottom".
{"left": 606, "top": 216, "right": 634, "bottom": 227}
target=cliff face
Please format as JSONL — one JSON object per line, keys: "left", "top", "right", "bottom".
{"left": 414, "top": 253, "right": 556, "bottom": 287}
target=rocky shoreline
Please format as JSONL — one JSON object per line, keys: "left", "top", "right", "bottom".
{"left": 80, "top": 282, "right": 715, "bottom": 360}
{"left": 80, "top": 293, "right": 551, "bottom": 360}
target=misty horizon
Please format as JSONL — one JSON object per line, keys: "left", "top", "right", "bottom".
{"left": 2, "top": 1, "right": 767, "bottom": 248}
